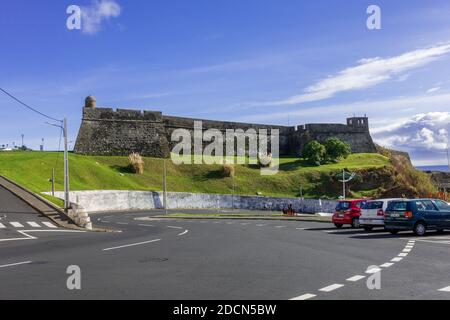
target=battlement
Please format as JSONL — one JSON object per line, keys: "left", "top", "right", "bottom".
{"left": 74, "top": 97, "right": 377, "bottom": 157}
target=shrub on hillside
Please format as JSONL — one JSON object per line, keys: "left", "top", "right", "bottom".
{"left": 222, "top": 160, "right": 235, "bottom": 177}
{"left": 128, "top": 153, "right": 145, "bottom": 174}
{"left": 303, "top": 140, "right": 326, "bottom": 166}
{"left": 324, "top": 137, "right": 351, "bottom": 162}
{"left": 258, "top": 152, "right": 273, "bottom": 168}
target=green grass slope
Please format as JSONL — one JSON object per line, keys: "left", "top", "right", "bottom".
{"left": 0, "top": 151, "right": 390, "bottom": 200}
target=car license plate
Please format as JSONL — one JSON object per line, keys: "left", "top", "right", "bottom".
{"left": 391, "top": 213, "right": 400, "bottom": 218}
{"left": 338, "top": 214, "right": 344, "bottom": 218}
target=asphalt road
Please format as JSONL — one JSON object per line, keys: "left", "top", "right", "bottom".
{"left": 0, "top": 189, "right": 450, "bottom": 299}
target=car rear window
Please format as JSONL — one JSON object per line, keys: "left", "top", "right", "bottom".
{"left": 363, "top": 201, "right": 383, "bottom": 209}
{"left": 387, "top": 201, "right": 408, "bottom": 211}
{"left": 336, "top": 202, "right": 350, "bottom": 210}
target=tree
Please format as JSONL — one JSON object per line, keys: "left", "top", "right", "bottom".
{"left": 324, "top": 137, "right": 351, "bottom": 162}
{"left": 303, "top": 140, "right": 326, "bottom": 166}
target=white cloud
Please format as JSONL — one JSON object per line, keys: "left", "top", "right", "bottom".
{"left": 427, "top": 86, "right": 441, "bottom": 93}
{"left": 81, "top": 0, "right": 122, "bottom": 35}
{"left": 373, "top": 112, "right": 450, "bottom": 152}
{"left": 259, "top": 43, "right": 450, "bottom": 106}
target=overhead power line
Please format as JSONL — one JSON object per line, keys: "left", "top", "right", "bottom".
{"left": 0, "top": 87, "right": 62, "bottom": 123}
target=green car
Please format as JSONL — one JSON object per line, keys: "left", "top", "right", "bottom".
{"left": 384, "top": 199, "right": 450, "bottom": 236}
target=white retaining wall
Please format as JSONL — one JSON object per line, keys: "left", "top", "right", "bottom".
{"left": 46, "top": 190, "right": 338, "bottom": 214}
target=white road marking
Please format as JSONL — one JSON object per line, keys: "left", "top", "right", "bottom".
{"left": 0, "top": 229, "right": 84, "bottom": 243}
{"left": 319, "top": 284, "right": 344, "bottom": 292}
{"left": 380, "top": 263, "right": 394, "bottom": 268}
{"left": 296, "top": 228, "right": 307, "bottom": 230}
{"left": 398, "top": 252, "right": 408, "bottom": 257}
{"left": 438, "top": 286, "right": 450, "bottom": 292}
{"left": 42, "top": 222, "right": 57, "bottom": 228}
{"left": 102, "top": 239, "right": 161, "bottom": 251}
{"left": 167, "top": 226, "right": 183, "bottom": 229}
{"left": 405, "top": 245, "right": 414, "bottom": 249}
{"left": 290, "top": 293, "right": 316, "bottom": 300}
{"left": 178, "top": 230, "right": 189, "bottom": 236}
{"left": 366, "top": 267, "right": 382, "bottom": 274}
{"left": 116, "top": 222, "right": 129, "bottom": 225}
{"left": 138, "top": 224, "right": 154, "bottom": 227}
{"left": 0, "top": 261, "right": 33, "bottom": 269}
{"left": 26, "top": 222, "right": 41, "bottom": 228}
{"left": 391, "top": 257, "right": 403, "bottom": 262}
{"left": 346, "top": 275, "right": 366, "bottom": 282}
{"left": 256, "top": 224, "right": 266, "bottom": 227}
{"left": 0, "top": 223, "right": 5, "bottom": 229}
{"left": 403, "top": 248, "right": 412, "bottom": 253}
{"left": 241, "top": 223, "right": 249, "bottom": 225}
{"left": 275, "top": 226, "right": 286, "bottom": 228}
{"left": 10, "top": 222, "right": 24, "bottom": 228}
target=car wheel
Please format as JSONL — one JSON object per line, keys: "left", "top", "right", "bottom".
{"left": 389, "top": 230, "right": 399, "bottom": 235}
{"left": 413, "top": 222, "right": 427, "bottom": 237}
{"left": 334, "top": 223, "right": 343, "bottom": 229}
{"left": 363, "top": 226, "right": 373, "bottom": 232}
{"left": 352, "top": 218, "right": 360, "bottom": 229}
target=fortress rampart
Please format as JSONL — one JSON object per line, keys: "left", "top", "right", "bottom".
{"left": 74, "top": 97, "right": 377, "bottom": 157}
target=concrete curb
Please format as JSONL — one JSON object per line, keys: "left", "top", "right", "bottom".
{"left": 149, "top": 215, "right": 332, "bottom": 223}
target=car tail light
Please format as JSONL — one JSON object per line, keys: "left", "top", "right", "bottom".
{"left": 405, "top": 211, "right": 413, "bottom": 218}
{"left": 377, "top": 209, "right": 384, "bottom": 216}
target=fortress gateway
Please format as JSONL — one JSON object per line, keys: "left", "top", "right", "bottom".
{"left": 74, "top": 96, "right": 377, "bottom": 157}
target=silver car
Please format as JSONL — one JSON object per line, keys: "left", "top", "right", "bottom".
{"left": 359, "top": 198, "right": 403, "bottom": 231}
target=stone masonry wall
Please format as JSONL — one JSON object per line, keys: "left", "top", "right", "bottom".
{"left": 74, "top": 107, "right": 377, "bottom": 157}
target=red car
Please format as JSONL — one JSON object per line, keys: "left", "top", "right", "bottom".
{"left": 332, "top": 199, "right": 368, "bottom": 229}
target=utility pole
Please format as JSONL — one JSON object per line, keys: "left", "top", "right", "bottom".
{"left": 21, "top": 134, "right": 24, "bottom": 148}
{"left": 163, "top": 159, "right": 168, "bottom": 214}
{"left": 51, "top": 168, "right": 55, "bottom": 197}
{"left": 63, "top": 118, "right": 70, "bottom": 211}
{"left": 342, "top": 169, "right": 346, "bottom": 200}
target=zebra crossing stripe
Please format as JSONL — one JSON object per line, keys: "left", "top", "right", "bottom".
{"left": 27, "top": 222, "right": 41, "bottom": 228}
{"left": 42, "top": 222, "right": 57, "bottom": 228}
{"left": 10, "top": 222, "right": 24, "bottom": 228}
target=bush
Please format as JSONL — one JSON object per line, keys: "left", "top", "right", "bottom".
{"left": 128, "top": 153, "right": 145, "bottom": 174}
{"left": 258, "top": 152, "right": 273, "bottom": 168}
{"left": 303, "top": 141, "right": 326, "bottom": 165}
{"left": 222, "top": 160, "right": 235, "bottom": 177}
{"left": 324, "top": 137, "right": 351, "bottom": 162}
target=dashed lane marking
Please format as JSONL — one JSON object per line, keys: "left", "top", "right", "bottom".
{"left": 167, "top": 226, "right": 183, "bottom": 229}
{"left": 398, "top": 252, "right": 408, "bottom": 257}
{"left": 178, "top": 230, "right": 189, "bottom": 236}
{"left": 391, "top": 257, "right": 403, "bottom": 262}
{"left": 380, "top": 262, "right": 394, "bottom": 268}
{"left": 346, "top": 275, "right": 365, "bottom": 282}
{"left": 319, "top": 284, "right": 344, "bottom": 292}
{"left": 0, "top": 223, "right": 5, "bottom": 229}
{"left": 138, "top": 224, "right": 154, "bottom": 227}
{"left": 290, "top": 293, "right": 316, "bottom": 301}
{"left": 0, "top": 261, "right": 33, "bottom": 269}
{"left": 102, "top": 239, "right": 161, "bottom": 251}
{"left": 366, "top": 267, "right": 382, "bottom": 274}
{"left": 438, "top": 286, "right": 450, "bottom": 292}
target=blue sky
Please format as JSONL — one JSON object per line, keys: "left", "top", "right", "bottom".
{"left": 1, "top": 0, "right": 450, "bottom": 165}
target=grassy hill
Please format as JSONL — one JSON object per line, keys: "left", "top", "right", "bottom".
{"left": 0, "top": 151, "right": 391, "bottom": 203}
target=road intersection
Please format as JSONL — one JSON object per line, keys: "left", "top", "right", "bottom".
{"left": 1, "top": 187, "right": 450, "bottom": 299}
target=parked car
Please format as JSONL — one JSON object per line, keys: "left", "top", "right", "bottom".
{"left": 384, "top": 199, "right": 450, "bottom": 236}
{"left": 359, "top": 198, "right": 403, "bottom": 231}
{"left": 332, "top": 199, "right": 368, "bottom": 228}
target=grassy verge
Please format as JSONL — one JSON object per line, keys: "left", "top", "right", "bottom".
{"left": 0, "top": 151, "right": 390, "bottom": 203}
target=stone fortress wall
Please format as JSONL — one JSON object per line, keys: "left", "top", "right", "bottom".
{"left": 74, "top": 96, "right": 377, "bottom": 157}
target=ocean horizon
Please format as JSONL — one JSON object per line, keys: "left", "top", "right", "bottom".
{"left": 416, "top": 165, "right": 450, "bottom": 172}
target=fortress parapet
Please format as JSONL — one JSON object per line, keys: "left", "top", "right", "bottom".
{"left": 74, "top": 97, "right": 377, "bottom": 157}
